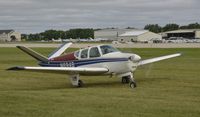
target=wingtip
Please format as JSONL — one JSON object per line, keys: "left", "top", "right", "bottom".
{"left": 16, "top": 46, "right": 23, "bottom": 49}
{"left": 7, "top": 66, "right": 25, "bottom": 71}
{"left": 177, "top": 52, "right": 183, "bottom": 56}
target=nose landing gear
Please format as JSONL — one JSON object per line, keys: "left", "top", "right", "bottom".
{"left": 120, "top": 72, "right": 137, "bottom": 89}
{"left": 130, "top": 81, "right": 137, "bottom": 88}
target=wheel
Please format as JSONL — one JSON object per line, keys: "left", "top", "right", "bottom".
{"left": 121, "top": 76, "right": 130, "bottom": 84}
{"left": 130, "top": 81, "right": 137, "bottom": 88}
{"left": 122, "top": 77, "right": 127, "bottom": 84}
{"left": 78, "top": 80, "right": 83, "bottom": 87}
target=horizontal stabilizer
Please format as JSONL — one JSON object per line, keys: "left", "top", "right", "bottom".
{"left": 138, "top": 53, "right": 181, "bottom": 66}
{"left": 17, "top": 46, "right": 48, "bottom": 62}
{"left": 48, "top": 42, "right": 72, "bottom": 60}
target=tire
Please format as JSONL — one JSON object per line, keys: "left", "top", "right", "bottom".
{"left": 130, "top": 82, "right": 137, "bottom": 88}
{"left": 78, "top": 80, "right": 83, "bottom": 87}
{"left": 122, "top": 77, "right": 127, "bottom": 84}
{"left": 122, "top": 76, "right": 130, "bottom": 84}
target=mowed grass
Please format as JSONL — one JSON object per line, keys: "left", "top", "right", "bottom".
{"left": 0, "top": 47, "right": 200, "bottom": 117}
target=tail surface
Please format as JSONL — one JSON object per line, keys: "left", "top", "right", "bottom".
{"left": 17, "top": 42, "right": 72, "bottom": 62}
{"left": 17, "top": 46, "right": 48, "bottom": 62}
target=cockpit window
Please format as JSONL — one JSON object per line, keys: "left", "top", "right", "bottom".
{"left": 100, "top": 45, "right": 119, "bottom": 55}
{"left": 89, "top": 47, "right": 100, "bottom": 58}
{"left": 80, "top": 49, "right": 88, "bottom": 58}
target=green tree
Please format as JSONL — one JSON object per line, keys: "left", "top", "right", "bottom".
{"left": 27, "top": 33, "right": 41, "bottom": 41}
{"left": 66, "top": 28, "right": 94, "bottom": 39}
{"left": 144, "top": 24, "right": 162, "bottom": 33}
{"left": 21, "top": 34, "right": 28, "bottom": 40}
{"left": 40, "top": 30, "right": 65, "bottom": 41}
{"left": 180, "top": 22, "right": 200, "bottom": 29}
{"left": 126, "top": 27, "right": 136, "bottom": 29}
{"left": 162, "top": 23, "right": 179, "bottom": 32}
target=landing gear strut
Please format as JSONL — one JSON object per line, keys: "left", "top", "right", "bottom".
{"left": 128, "top": 73, "right": 137, "bottom": 88}
{"left": 70, "top": 74, "right": 83, "bottom": 87}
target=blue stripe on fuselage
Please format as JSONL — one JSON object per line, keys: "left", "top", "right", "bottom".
{"left": 39, "top": 58, "right": 128, "bottom": 67}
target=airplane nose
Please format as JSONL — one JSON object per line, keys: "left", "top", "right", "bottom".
{"left": 129, "top": 54, "right": 141, "bottom": 62}
{"left": 135, "top": 54, "right": 141, "bottom": 61}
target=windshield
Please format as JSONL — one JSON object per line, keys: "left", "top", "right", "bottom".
{"left": 74, "top": 51, "right": 80, "bottom": 58}
{"left": 100, "top": 45, "right": 119, "bottom": 55}
{"left": 89, "top": 47, "right": 100, "bottom": 58}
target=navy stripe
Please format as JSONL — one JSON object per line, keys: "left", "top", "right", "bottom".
{"left": 49, "top": 58, "right": 128, "bottom": 64}
{"left": 39, "top": 58, "right": 128, "bottom": 67}
{"left": 42, "top": 58, "right": 128, "bottom": 64}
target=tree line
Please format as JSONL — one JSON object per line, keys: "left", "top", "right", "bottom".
{"left": 22, "top": 28, "right": 94, "bottom": 41}
{"left": 22, "top": 23, "right": 200, "bottom": 41}
{"left": 144, "top": 22, "right": 200, "bottom": 33}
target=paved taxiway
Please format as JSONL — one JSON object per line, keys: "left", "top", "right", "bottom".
{"left": 0, "top": 43, "right": 200, "bottom": 48}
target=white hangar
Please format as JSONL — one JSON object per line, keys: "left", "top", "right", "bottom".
{"left": 0, "top": 30, "right": 21, "bottom": 42}
{"left": 94, "top": 29, "right": 133, "bottom": 41}
{"left": 118, "top": 30, "right": 162, "bottom": 43}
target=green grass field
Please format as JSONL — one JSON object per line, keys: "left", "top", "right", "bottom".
{"left": 0, "top": 47, "right": 200, "bottom": 117}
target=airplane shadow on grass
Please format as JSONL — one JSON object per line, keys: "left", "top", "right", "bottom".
{"left": 3, "top": 69, "right": 172, "bottom": 91}
{"left": 0, "top": 76, "right": 172, "bottom": 91}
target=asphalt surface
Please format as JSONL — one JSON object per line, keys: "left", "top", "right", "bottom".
{"left": 0, "top": 43, "right": 200, "bottom": 48}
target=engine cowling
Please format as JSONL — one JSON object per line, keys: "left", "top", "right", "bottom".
{"left": 129, "top": 54, "right": 141, "bottom": 62}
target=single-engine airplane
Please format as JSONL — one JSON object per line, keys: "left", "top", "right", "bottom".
{"left": 8, "top": 43, "right": 181, "bottom": 88}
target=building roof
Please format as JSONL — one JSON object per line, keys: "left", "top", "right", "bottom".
{"left": 0, "top": 30, "right": 14, "bottom": 34}
{"left": 95, "top": 29, "right": 134, "bottom": 32}
{"left": 119, "top": 30, "right": 148, "bottom": 37}
{"left": 165, "top": 29, "right": 200, "bottom": 34}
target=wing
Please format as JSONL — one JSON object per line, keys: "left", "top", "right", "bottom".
{"left": 138, "top": 53, "right": 181, "bottom": 66}
{"left": 8, "top": 66, "right": 108, "bottom": 75}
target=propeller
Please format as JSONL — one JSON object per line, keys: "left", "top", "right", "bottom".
{"left": 128, "top": 54, "right": 141, "bottom": 62}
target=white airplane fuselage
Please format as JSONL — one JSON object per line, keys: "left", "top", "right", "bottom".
{"left": 77, "top": 52, "right": 140, "bottom": 75}
{"left": 39, "top": 51, "right": 141, "bottom": 76}
{"left": 37, "top": 44, "right": 141, "bottom": 77}
{"left": 9, "top": 43, "right": 181, "bottom": 88}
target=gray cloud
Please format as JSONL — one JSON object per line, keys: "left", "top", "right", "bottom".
{"left": 0, "top": 0, "right": 199, "bottom": 33}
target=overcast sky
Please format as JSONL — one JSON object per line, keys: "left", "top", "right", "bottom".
{"left": 0, "top": 0, "right": 199, "bottom": 33}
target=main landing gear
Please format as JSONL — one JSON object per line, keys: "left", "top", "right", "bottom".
{"left": 122, "top": 76, "right": 130, "bottom": 84}
{"left": 70, "top": 74, "right": 83, "bottom": 87}
{"left": 120, "top": 72, "right": 137, "bottom": 88}
{"left": 70, "top": 72, "right": 137, "bottom": 89}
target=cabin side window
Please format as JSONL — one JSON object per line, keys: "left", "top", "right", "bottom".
{"left": 89, "top": 47, "right": 100, "bottom": 58}
{"left": 80, "top": 49, "right": 88, "bottom": 58}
